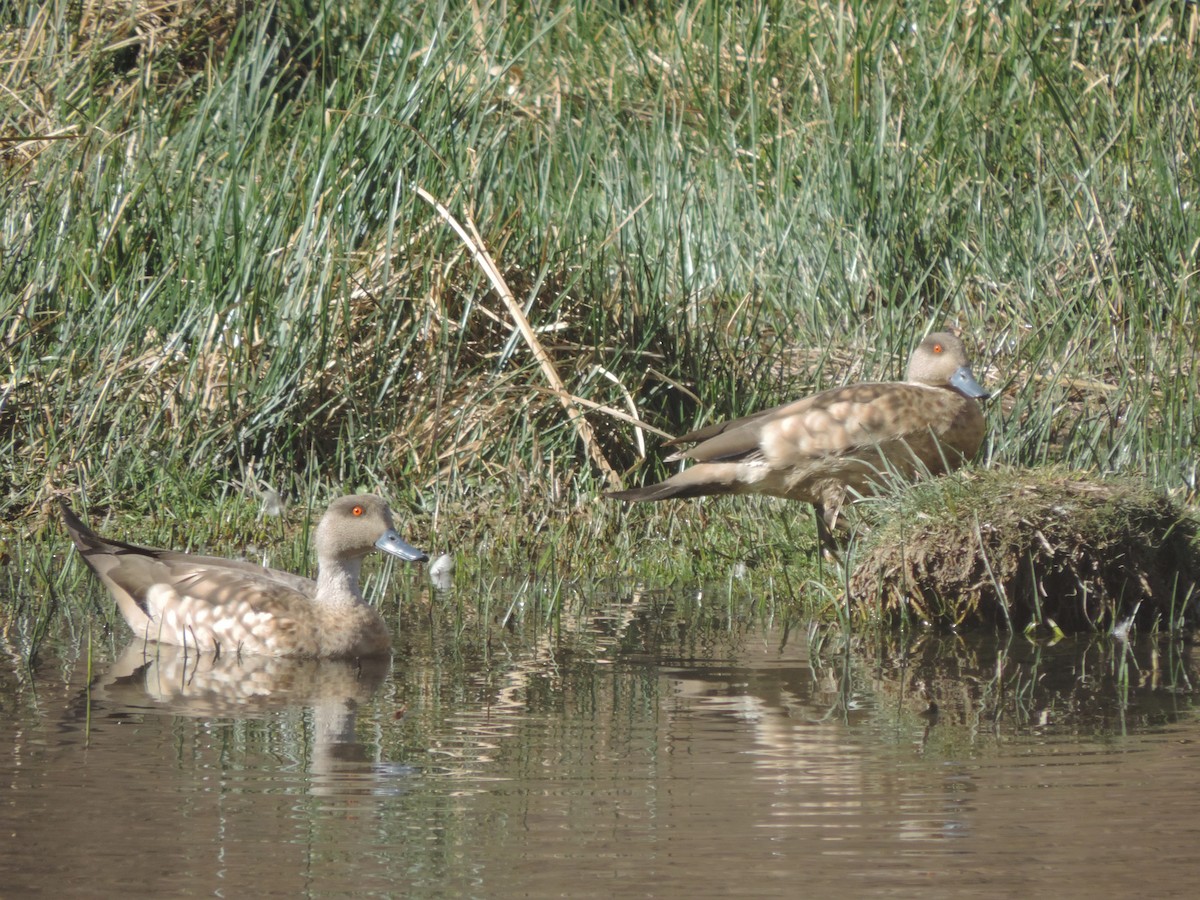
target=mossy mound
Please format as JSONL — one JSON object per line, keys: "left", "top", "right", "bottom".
{"left": 846, "top": 467, "right": 1200, "bottom": 632}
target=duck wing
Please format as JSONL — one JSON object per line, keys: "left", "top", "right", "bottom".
{"left": 672, "top": 382, "right": 965, "bottom": 466}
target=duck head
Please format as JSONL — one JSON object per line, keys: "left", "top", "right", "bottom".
{"left": 905, "top": 332, "right": 989, "bottom": 400}
{"left": 316, "top": 495, "right": 428, "bottom": 564}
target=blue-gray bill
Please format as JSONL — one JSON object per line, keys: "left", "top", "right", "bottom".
{"left": 375, "top": 530, "right": 429, "bottom": 562}
{"left": 949, "top": 366, "right": 989, "bottom": 400}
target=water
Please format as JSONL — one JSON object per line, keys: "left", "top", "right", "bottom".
{"left": 3, "top": 587, "right": 1200, "bottom": 898}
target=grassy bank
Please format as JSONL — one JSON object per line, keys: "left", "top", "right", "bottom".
{"left": 2, "top": 0, "right": 1198, "bottom": 621}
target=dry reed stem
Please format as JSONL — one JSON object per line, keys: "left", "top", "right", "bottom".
{"left": 413, "top": 184, "right": 620, "bottom": 486}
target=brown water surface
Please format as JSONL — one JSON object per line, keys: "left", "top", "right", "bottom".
{"left": 3, "top": 587, "right": 1199, "bottom": 898}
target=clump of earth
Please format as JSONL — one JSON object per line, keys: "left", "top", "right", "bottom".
{"left": 846, "top": 467, "right": 1200, "bottom": 632}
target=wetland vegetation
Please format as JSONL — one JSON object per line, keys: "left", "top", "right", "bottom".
{"left": 2, "top": 0, "right": 1198, "bottom": 651}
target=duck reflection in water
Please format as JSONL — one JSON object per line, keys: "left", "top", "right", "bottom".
{"left": 87, "top": 641, "right": 412, "bottom": 796}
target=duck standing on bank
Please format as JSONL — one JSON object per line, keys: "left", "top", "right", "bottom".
{"left": 60, "top": 494, "right": 428, "bottom": 658}
{"left": 606, "top": 332, "right": 989, "bottom": 548}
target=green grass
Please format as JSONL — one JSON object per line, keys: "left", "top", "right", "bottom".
{"left": 2, "top": 0, "right": 1198, "bottom": 644}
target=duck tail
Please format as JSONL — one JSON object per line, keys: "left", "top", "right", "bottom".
{"left": 604, "top": 464, "right": 744, "bottom": 503}
{"left": 58, "top": 497, "right": 149, "bottom": 558}
{"left": 57, "top": 497, "right": 97, "bottom": 551}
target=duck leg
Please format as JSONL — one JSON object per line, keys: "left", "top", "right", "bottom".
{"left": 813, "top": 502, "right": 846, "bottom": 559}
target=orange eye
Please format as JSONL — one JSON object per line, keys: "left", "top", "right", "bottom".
{"left": 352, "top": 505, "right": 364, "bottom": 517}
{"left": 933, "top": 343, "right": 943, "bottom": 353}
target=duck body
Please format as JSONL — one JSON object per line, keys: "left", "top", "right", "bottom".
{"left": 607, "top": 333, "right": 989, "bottom": 544}
{"left": 61, "top": 495, "right": 428, "bottom": 659}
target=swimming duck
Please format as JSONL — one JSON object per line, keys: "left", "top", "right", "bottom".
{"left": 60, "top": 494, "right": 428, "bottom": 658}
{"left": 606, "top": 332, "right": 989, "bottom": 547}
